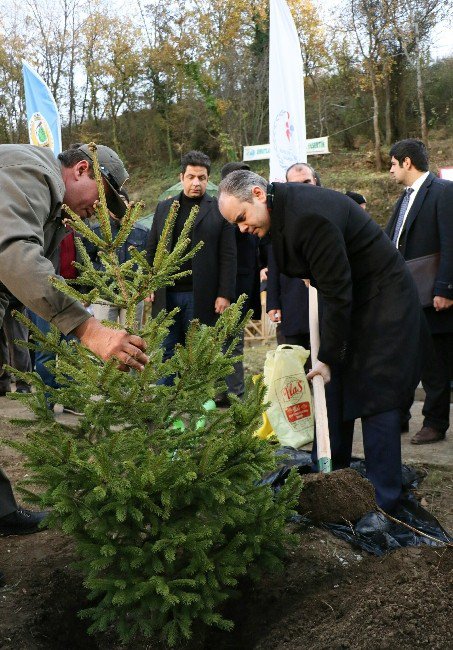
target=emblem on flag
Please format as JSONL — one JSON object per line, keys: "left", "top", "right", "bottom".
{"left": 28, "top": 112, "right": 55, "bottom": 149}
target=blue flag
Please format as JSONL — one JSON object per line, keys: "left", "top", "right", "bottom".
{"left": 22, "top": 61, "right": 62, "bottom": 156}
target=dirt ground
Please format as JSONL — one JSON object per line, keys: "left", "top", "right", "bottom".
{"left": 0, "top": 336, "right": 453, "bottom": 650}
{"left": 1, "top": 360, "right": 452, "bottom": 648}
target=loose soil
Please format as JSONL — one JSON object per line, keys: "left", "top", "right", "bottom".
{"left": 1, "top": 417, "right": 452, "bottom": 649}
{"left": 296, "top": 468, "right": 377, "bottom": 524}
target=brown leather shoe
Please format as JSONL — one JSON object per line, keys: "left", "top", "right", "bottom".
{"left": 411, "top": 426, "right": 446, "bottom": 445}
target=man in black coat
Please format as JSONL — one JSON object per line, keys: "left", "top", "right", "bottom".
{"left": 146, "top": 151, "right": 236, "bottom": 383}
{"left": 386, "top": 139, "right": 453, "bottom": 444}
{"left": 218, "top": 170, "right": 424, "bottom": 512}
{"left": 267, "top": 162, "right": 320, "bottom": 347}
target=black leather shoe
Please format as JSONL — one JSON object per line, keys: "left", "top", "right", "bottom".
{"left": 0, "top": 508, "right": 48, "bottom": 536}
{"left": 214, "top": 395, "right": 230, "bottom": 408}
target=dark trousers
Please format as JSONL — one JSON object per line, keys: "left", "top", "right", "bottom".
{"left": 312, "top": 372, "right": 403, "bottom": 512}
{"left": 27, "top": 311, "right": 75, "bottom": 407}
{"left": 0, "top": 304, "right": 32, "bottom": 392}
{"left": 0, "top": 468, "right": 17, "bottom": 518}
{"left": 422, "top": 332, "right": 452, "bottom": 434}
{"left": 225, "top": 298, "right": 254, "bottom": 398}
{"left": 276, "top": 329, "right": 310, "bottom": 348}
{"left": 225, "top": 332, "right": 245, "bottom": 397}
{"left": 160, "top": 291, "right": 194, "bottom": 386}
{"left": 284, "top": 333, "right": 311, "bottom": 348}
{"left": 27, "top": 311, "right": 60, "bottom": 390}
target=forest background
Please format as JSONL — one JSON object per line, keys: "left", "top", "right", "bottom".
{"left": 1, "top": 0, "right": 452, "bottom": 224}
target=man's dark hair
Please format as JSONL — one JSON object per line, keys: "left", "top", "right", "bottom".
{"left": 220, "top": 162, "right": 250, "bottom": 180}
{"left": 389, "top": 139, "right": 429, "bottom": 172}
{"left": 58, "top": 143, "right": 94, "bottom": 177}
{"left": 181, "top": 150, "right": 211, "bottom": 175}
{"left": 345, "top": 190, "right": 366, "bottom": 205}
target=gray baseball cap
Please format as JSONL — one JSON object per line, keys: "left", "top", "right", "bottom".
{"left": 77, "top": 144, "right": 129, "bottom": 218}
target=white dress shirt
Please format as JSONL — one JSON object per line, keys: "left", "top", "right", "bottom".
{"left": 396, "top": 171, "right": 430, "bottom": 247}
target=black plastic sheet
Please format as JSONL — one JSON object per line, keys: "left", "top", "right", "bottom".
{"left": 324, "top": 493, "right": 451, "bottom": 556}
{"left": 261, "top": 447, "right": 452, "bottom": 556}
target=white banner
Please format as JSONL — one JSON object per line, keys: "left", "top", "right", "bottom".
{"left": 244, "top": 137, "right": 329, "bottom": 161}
{"left": 269, "top": 0, "right": 307, "bottom": 181}
{"left": 307, "top": 136, "right": 329, "bottom": 155}
{"left": 243, "top": 144, "right": 271, "bottom": 161}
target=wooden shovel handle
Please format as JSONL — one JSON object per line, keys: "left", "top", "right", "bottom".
{"left": 308, "top": 285, "right": 332, "bottom": 471}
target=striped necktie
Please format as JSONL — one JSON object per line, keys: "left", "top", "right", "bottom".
{"left": 392, "top": 187, "right": 414, "bottom": 245}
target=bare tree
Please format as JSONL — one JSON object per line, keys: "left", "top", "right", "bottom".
{"left": 349, "top": 0, "right": 392, "bottom": 171}
{"left": 388, "top": 0, "right": 448, "bottom": 144}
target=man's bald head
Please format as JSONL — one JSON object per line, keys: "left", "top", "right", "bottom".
{"left": 285, "top": 162, "right": 318, "bottom": 185}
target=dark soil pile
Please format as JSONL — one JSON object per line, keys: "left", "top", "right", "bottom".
{"left": 297, "top": 468, "right": 377, "bottom": 523}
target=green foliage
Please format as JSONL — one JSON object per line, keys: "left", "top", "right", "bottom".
{"left": 6, "top": 144, "right": 302, "bottom": 646}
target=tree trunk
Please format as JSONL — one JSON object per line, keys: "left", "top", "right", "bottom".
{"left": 164, "top": 103, "right": 173, "bottom": 165}
{"left": 385, "top": 76, "right": 392, "bottom": 146}
{"left": 391, "top": 50, "right": 407, "bottom": 139}
{"left": 398, "top": 19, "right": 429, "bottom": 144}
{"left": 371, "top": 72, "right": 382, "bottom": 171}
{"left": 111, "top": 113, "right": 120, "bottom": 154}
{"left": 414, "top": 33, "right": 428, "bottom": 144}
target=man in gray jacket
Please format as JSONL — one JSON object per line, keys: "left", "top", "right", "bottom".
{"left": 0, "top": 143, "right": 148, "bottom": 551}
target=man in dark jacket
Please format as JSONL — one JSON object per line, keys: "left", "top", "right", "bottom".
{"left": 266, "top": 161, "right": 320, "bottom": 347}
{"left": 386, "top": 139, "right": 453, "bottom": 444}
{"left": 146, "top": 151, "right": 236, "bottom": 382}
{"left": 218, "top": 170, "right": 424, "bottom": 512}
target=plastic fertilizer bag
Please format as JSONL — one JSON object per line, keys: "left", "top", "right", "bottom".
{"left": 262, "top": 345, "right": 314, "bottom": 448}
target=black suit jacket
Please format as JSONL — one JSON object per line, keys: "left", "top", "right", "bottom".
{"left": 266, "top": 247, "right": 309, "bottom": 336}
{"left": 235, "top": 229, "right": 261, "bottom": 319}
{"left": 269, "top": 182, "right": 423, "bottom": 420}
{"left": 385, "top": 172, "right": 453, "bottom": 333}
{"left": 146, "top": 192, "right": 236, "bottom": 326}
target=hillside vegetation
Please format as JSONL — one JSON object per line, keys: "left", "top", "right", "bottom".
{"left": 128, "top": 129, "right": 453, "bottom": 227}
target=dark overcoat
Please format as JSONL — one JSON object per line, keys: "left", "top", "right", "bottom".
{"left": 269, "top": 182, "right": 424, "bottom": 420}
{"left": 266, "top": 247, "right": 310, "bottom": 337}
{"left": 385, "top": 172, "right": 453, "bottom": 334}
{"left": 235, "top": 229, "right": 261, "bottom": 319}
{"left": 146, "top": 192, "right": 236, "bottom": 326}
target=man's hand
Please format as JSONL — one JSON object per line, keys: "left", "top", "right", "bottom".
{"left": 215, "top": 297, "right": 230, "bottom": 314}
{"left": 260, "top": 267, "right": 268, "bottom": 282}
{"left": 268, "top": 309, "right": 282, "bottom": 323}
{"left": 73, "top": 317, "right": 148, "bottom": 371}
{"left": 306, "top": 361, "right": 331, "bottom": 385}
{"left": 433, "top": 296, "right": 453, "bottom": 311}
